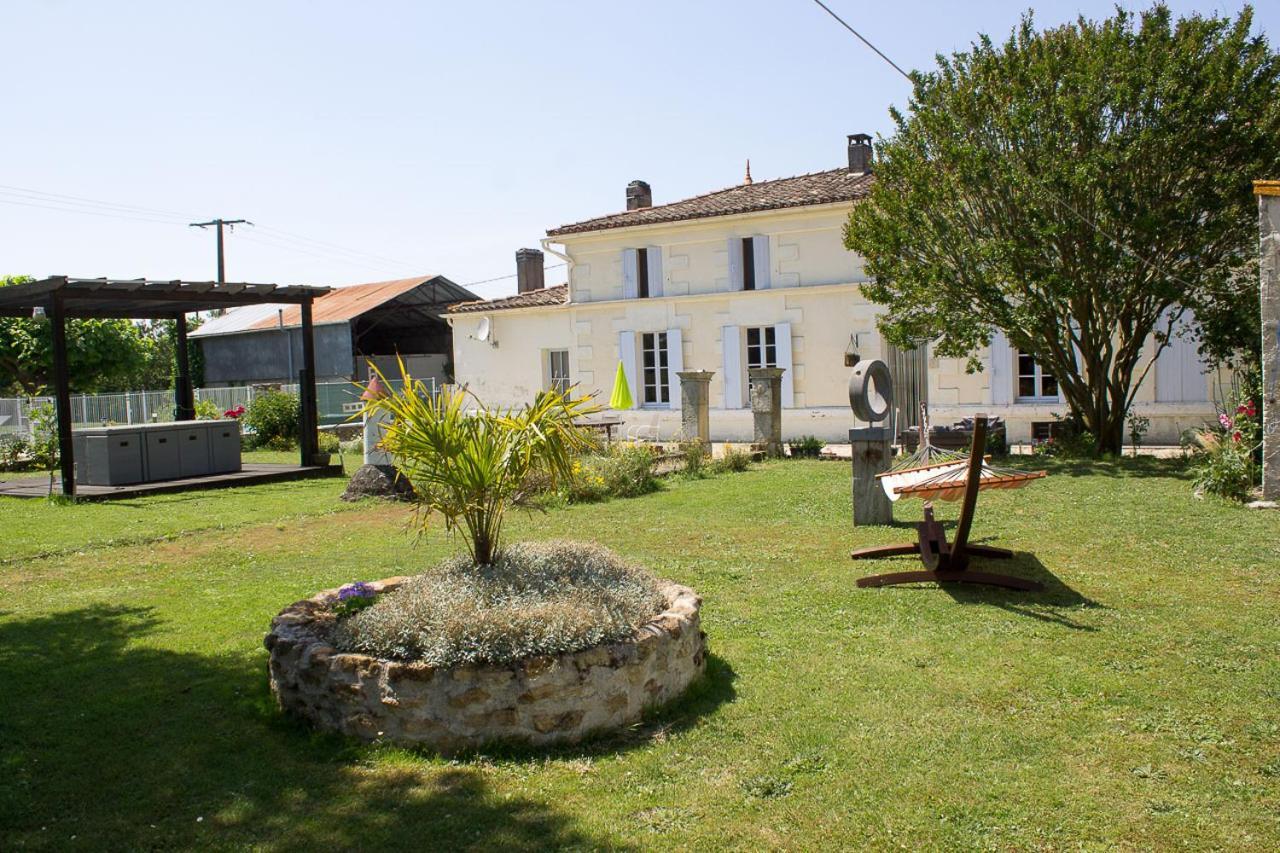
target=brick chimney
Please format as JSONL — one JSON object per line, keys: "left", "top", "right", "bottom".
{"left": 626, "top": 180, "right": 652, "bottom": 210}
{"left": 515, "top": 248, "right": 544, "bottom": 294}
{"left": 847, "top": 134, "right": 873, "bottom": 174}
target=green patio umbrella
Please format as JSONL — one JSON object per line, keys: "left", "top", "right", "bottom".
{"left": 608, "top": 360, "right": 633, "bottom": 410}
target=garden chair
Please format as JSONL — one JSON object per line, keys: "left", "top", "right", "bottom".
{"left": 625, "top": 413, "right": 661, "bottom": 443}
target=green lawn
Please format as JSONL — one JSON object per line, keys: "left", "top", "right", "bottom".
{"left": 1, "top": 459, "right": 1277, "bottom": 850}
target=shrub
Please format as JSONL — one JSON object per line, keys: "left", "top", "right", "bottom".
{"left": 317, "top": 431, "right": 340, "bottom": 454}
{"left": 677, "top": 438, "right": 708, "bottom": 477}
{"left": 0, "top": 434, "right": 31, "bottom": 471}
{"left": 564, "top": 444, "right": 659, "bottom": 503}
{"left": 1031, "top": 413, "right": 1095, "bottom": 458}
{"left": 712, "top": 444, "right": 753, "bottom": 474}
{"left": 789, "top": 435, "right": 825, "bottom": 458}
{"left": 193, "top": 398, "right": 222, "bottom": 420}
{"left": 330, "top": 541, "right": 666, "bottom": 666}
{"left": 244, "top": 390, "right": 300, "bottom": 449}
{"left": 1190, "top": 390, "right": 1260, "bottom": 502}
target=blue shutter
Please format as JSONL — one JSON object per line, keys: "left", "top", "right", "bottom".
{"left": 622, "top": 249, "right": 638, "bottom": 300}
{"left": 618, "top": 331, "right": 638, "bottom": 409}
{"left": 722, "top": 325, "right": 742, "bottom": 408}
{"left": 727, "top": 238, "right": 743, "bottom": 291}
{"left": 775, "top": 322, "right": 793, "bottom": 407}
{"left": 646, "top": 247, "right": 663, "bottom": 298}
{"left": 753, "top": 235, "right": 772, "bottom": 290}
{"left": 666, "top": 328, "right": 683, "bottom": 409}
{"left": 990, "top": 330, "right": 1012, "bottom": 405}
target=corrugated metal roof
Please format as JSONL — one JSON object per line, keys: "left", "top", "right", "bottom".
{"left": 192, "top": 275, "right": 472, "bottom": 337}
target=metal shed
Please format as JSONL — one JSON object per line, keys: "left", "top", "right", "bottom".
{"left": 192, "top": 275, "right": 476, "bottom": 387}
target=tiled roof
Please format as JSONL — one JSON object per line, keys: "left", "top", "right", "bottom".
{"left": 546, "top": 168, "right": 873, "bottom": 236}
{"left": 446, "top": 283, "right": 569, "bottom": 314}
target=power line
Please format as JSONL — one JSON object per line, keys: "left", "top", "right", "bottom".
{"left": 461, "top": 263, "right": 567, "bottom": 288}
{"left": 0, "top": 195, "right": 184, "bottom": 226}
{"left": 806, "top": 0, "right": 1198, "bottom": 291}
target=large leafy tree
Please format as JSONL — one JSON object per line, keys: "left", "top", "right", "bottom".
{"left": 0, "top": 275, "right": 156, "bottom": 394}
{"left": 845, "top": 5, "right": 1280, "bottom": 454}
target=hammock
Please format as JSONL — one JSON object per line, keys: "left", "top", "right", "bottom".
{"left": 878, "top": 405, "right": 1044, "bottom": 502}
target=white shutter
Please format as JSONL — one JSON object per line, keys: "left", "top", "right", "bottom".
{"left": 622, "top": 249, "right": 638, "bottom": 300}
{"left": 666, "top": 328, "right": 683, "bottom": 409}
{"left": 775, "top": 322, "right": 793, "bottom": 407}
{"left": 1156, "top": 308, "right": 1208, "bottom": 402}
{"left": 618, "top": 331, "right": 638, "bottom": 409}
{"left": 753, "top": 235, "right": 772, "bottom": 290}
{"left": 727, "top": 238, "right": 743, "bottom": 291}
{"left": 722, "top": 325, "right": 742, "bottom": 408}
{"left": 646, "top": 247, "right": 663, "bottom": 298}
{"left": 989, "top": 329, "right": 1012, "bottom": 405}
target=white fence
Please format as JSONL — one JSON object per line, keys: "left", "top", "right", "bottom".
{"left": 0, "top": 379, "right": 436, "bottom": 436}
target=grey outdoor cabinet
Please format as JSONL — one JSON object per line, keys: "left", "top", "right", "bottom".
{"left": 73, "top": 420, "right": 242, "bottom": 486}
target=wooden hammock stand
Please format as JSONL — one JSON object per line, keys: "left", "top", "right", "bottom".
{"left": 851, "top": 414, "right": 1042, "bottom": 591}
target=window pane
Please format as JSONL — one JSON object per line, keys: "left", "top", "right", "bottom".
{"left": 742, "top": 238, "right": 755, "bottom": 290}
{"left": 1018, "top": 352, "right": 1035, "bottom": 377}
{"left": 1041, "top": 375, "right": 1058, "bottom": 397}
{"left": 1018, "top": 377, "right": 1036, "bottom": 398}
{"left": 764, "top": 327, "right": 776, "bottom": 347}
{"left": 765, "top": 344, "right": 776, "bottom": 366}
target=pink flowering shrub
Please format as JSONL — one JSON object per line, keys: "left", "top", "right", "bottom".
{"left": 1191, "top": 388, "right": 1261, "bottom": 502}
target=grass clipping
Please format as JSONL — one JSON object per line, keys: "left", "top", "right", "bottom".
{"left": 331, "top": 541, "right": 666, "bottom": 667}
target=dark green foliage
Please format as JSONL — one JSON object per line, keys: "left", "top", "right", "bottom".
{"left": 845, "top": 6, "right": 1280, "bottom": 454}
{"left": 244, "top": 390, "right": 300, "bottom": 449}
{"left": 0, "top": 275, "right": 158, "bottom": 395}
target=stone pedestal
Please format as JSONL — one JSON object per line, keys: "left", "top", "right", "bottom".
{"left": 1258, "top": 183, "right": 1280, "bottom": 500}
{"left": 363, "top": 409, "right": 393, "bottom": 467}
{"left": 850, "top": 426, "right": 893, "bottom": 525}
{"left": 677, "top": 370, "right": 714, "bottom": 444}
{"left": 749, "top": 367, "right": 785, "bottom": 457}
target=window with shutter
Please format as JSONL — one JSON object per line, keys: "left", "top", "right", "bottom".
{"left": 741, "top": 238, "right": 756, "bottom": 291}
{"left": 640, "top": 332, "right": 670, "bottom": 405}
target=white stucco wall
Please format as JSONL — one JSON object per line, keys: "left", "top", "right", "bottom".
{"left": 452, "top": 204, "right": 1223, "bottom": 445}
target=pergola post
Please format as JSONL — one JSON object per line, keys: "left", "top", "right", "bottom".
{"left": 299, "top": 298, "right": 320, "bottom": 465}
{"left": 48, "top": 294, "right": 76, "bottom": 498}
{"left": 174, "top": 313, "right": 195, "bottom": 420}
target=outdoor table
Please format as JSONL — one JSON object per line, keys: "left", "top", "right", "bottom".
{"left": 580, "top": 418, "right": 624, "bottom": 444}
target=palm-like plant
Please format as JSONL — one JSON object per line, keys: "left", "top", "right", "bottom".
{"left": 363, "top": 368, "right": 599, "bottom": 565}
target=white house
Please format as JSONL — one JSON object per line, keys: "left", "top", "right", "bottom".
{"left": 447, "top": 135, "right": 1220, "bottom": 445}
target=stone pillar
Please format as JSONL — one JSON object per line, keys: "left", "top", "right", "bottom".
{"left": 849, "top": 427, "right": 893, "bottom": 525}
{"left": 1258, "top": 181, "right": 1280, "bottom": 501}
{"left": 748, "top": 367, "right": 785, "bottom": 457}
{"left": 677, "top": 370, "right": 714, "bottom": 444}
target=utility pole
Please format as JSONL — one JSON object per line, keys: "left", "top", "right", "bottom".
{"left": 188, "top": 218, "right": 251, "bottom": 283}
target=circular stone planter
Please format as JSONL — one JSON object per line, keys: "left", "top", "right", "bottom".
{"left": 264, "top": 577, "right": 707, "bottom": 752}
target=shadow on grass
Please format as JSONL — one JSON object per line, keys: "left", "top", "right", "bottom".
{"left": 0, "top": 605, "right": 628, "bottom": 851}
{"left": 940, "top": 553, "right": 1104, "bottom": 631}
{"left": 1041, "top": 455, "right": 1190, "bottom": 480}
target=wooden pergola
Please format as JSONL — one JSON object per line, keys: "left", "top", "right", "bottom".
{"left": 0, "top": 276, "right": 332, "bottom": 497}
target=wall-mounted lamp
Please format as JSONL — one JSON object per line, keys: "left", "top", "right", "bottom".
{"left": 32, "top": 306, "right": 46, "bottom": 320}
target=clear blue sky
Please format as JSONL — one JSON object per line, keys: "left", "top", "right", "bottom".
{"left": 2, "top": 1, "right": 1273, "bottom": 299}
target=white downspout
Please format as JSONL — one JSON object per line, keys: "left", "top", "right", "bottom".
{"left": 539, "top": 238, "right": 573, "bottom": 301}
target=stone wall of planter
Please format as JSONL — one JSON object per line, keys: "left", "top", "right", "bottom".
{"left": 264, "top": 576, "right": 706, "bottom": 752}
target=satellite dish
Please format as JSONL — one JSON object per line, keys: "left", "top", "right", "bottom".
{"left": 475, "top": 316, "right": 492, "bottom": 342}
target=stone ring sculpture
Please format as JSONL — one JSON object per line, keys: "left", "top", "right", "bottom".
{"left": 848, "top": 358, "right": 894, "bottom": 423}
